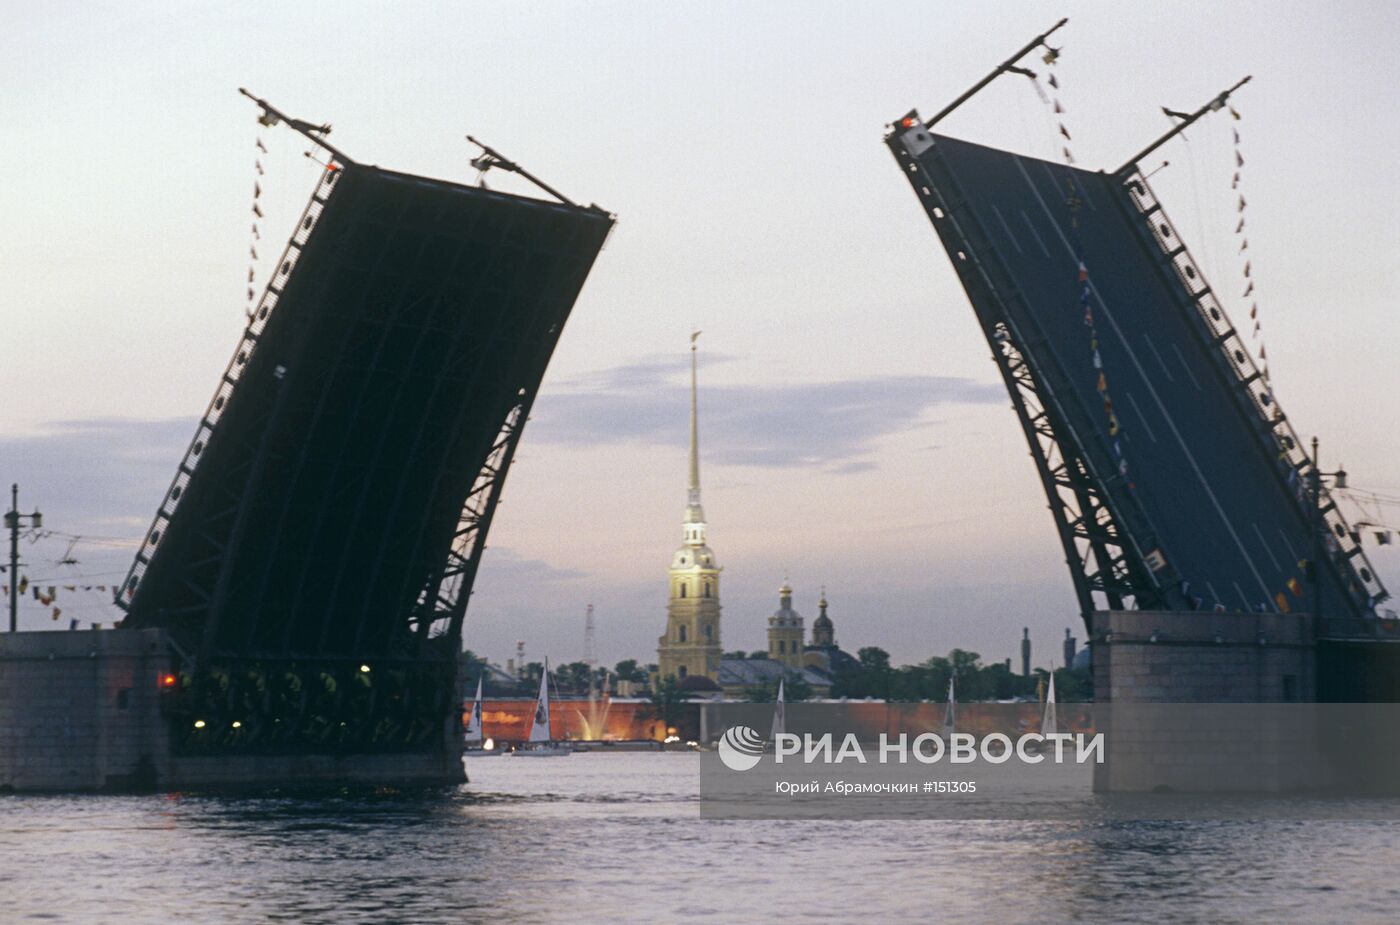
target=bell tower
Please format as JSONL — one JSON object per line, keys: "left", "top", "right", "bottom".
{"left": 657, "top": 332, "right": 722, "bottom": 681}
{"left": 767, "top": 581, "right": 805, "bottom": 670}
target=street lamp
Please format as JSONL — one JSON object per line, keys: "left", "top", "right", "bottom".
{"left": 1308, "top": 438, "right": 1347, "bottom": 627}
{"left": 6, "top": 483, "right": 43, "bottom": 633}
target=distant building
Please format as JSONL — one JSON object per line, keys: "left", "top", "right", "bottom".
{"left": 718, "top": 656, "right": 831, "bottom": 699}
{"left": 714, "top": 584, "right": 856, "bottom": 699}
{"left": 802, "top": 590, "right": 858, "bottom": 675}
{"left": 657, "top": 336, "right": 722, "bottom": 683}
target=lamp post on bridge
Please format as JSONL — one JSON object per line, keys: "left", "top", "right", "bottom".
{"left": 6, "top": 484, "right": 43, "bottom": 633}
{"left": 1308, "top": 438, "right": 1347, "bottom": 629}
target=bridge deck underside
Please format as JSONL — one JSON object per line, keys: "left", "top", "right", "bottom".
{"left": 121, "top": 165, "right": 612, "bottom": 660}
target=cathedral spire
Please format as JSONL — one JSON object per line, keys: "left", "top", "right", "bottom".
{"left": 686, "top": 331, "right": 705, "bottom": 528}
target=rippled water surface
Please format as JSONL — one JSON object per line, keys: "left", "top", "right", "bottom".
{"left": 5, "top": 753, "right": 1400, "bottom": 923}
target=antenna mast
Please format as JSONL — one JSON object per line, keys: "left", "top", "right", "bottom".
{"left": 584, "top": 603, "right": 597, "bottom": 700}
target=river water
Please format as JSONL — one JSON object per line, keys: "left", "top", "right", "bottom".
{"left": 4, "top": 753, "right": 1400, "bottom": 924}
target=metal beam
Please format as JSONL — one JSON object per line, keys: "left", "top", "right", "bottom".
{"left": 1115, "top": 76, "right": 1251, "bottom": 175}
{"left": 923, "top": 18, "right": 1068, "bottom": 128}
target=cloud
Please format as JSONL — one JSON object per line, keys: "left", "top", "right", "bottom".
{"left": 0, "top": 418, "right": 193, "bottom": 535}
{"left": 530, "top": 356, "right": 1002, "bottom": 471}
{"left": 473, "top": 548, "right": 590, "bottom": 585}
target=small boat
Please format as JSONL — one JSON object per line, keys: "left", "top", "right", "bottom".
{"left": 462, "top": 677, "right": 502, "bottom": 756}
{"left": 771, "top": 677, "right": 786, "bottom": 740}
{"left": 1022, "top": 668, "right": 1059, "bottom": 754}
{"left": 1040, "top": 670, "right": 1058, "bottom": 739}
{"left": 509, "top": 657, "right": 571, "bottom": 757}
{"left": 942, "top": 674, "right": 956, "bottom": 738}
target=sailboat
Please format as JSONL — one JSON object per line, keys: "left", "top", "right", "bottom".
{"left": 942, "top": 674, "right": 956, "bottom": 738}
{"left": 510, "top": 657, "right": 571, "bottom": 756}
{"left": 463, "top": 676, "right": 500, "bottom": 755}
{"left": 1040, "top": 668, "right": 1058, "bottom": 739}
{"left": 1024, "top": 667, "right": 1058, "bottom": 754}
{"left": 771, "top": 677, "right": 786, "bottom": 741}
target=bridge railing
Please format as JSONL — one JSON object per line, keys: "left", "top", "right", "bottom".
{"left": 1121, "top": 170, "right": 1387, "bottom": 610}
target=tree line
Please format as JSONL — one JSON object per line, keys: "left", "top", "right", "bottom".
{"left": 463, "top": 647, "right": 1090, "bottom": 702}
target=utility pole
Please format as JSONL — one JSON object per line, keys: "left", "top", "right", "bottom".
{"left": 6, "top": 484, "right": 43, "bottom": 633}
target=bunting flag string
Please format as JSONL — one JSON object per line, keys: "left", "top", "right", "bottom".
{"left": 0, "top": 582, "right": 111, "bottom": 598}
{"left": 1031, "top": 45, "right": 1133, "bottom": 485}
{"left": 246, "top": 130, "right": 267, "bottom": 316}
{"left": 1229, "top": 107, "right": 1271, "bottom": 379}
{"left": 1232, "top": 108, "right": 1317, "bottom": 613}
{"left": 1, "top": 581, "right": 109, "bottom": 624}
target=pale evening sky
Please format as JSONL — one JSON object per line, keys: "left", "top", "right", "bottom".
{"left": 2, "top": 2, "right": 1398, "bottom": 669}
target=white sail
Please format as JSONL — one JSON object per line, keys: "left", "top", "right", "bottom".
{"left": 1040, "top": 670, "right": 1058, "bottom": 739}
{"left": 465, "top": 676, "right": 483, "bottom": 744}
{"left": 528, "top": 658, "right": 552, "bottom": 744}
{"left": 942, "top": 674, "right": 956, "bottom": 736}
{"left": 771, "top": 677, "right": 786, "bottom": 740}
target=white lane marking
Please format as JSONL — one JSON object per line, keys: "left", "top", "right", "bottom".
{"left": 1019, "top": 210, "right": 1052, "bottom": 257}
{"left": 990, "top": 205, "right": 1023, "bottom": 254}
{"left": 1205, "top": 580, "right": 1222, "bottom": 608}
{"left": 1251, "top": 522, "right": 1282, "bottom": 572}
{"left": 1170, "top": 342, "right": 1204, "bottom": 392}
{"left": 1011, "top": 156, "right": 1275, "bottom": 605}
{"left": 1125, "top": 392, "right": 1158, "bottom": 443}
{"left": 1277, "top": 528, "right": 1300, "bottom": 564}
{"left": 1142, "top": 335, "right": 1176, "bottom": 382}
{"left": 1233, "top": 581, "right": 1254, "bottom": 610}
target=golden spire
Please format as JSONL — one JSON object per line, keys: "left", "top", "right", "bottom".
{"left": 685, "top": 331, "right": 705, "bottom": 527}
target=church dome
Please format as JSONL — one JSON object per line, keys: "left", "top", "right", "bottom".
{"left": 811, "top": 591, "right": 835, "bottom": 646}
{"left": 770, "top": 581, "right": 803, "bottom": 627}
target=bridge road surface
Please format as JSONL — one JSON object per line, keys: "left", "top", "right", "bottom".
{"left": 919, "top": 133, "right": 1359, "bottom": 617}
